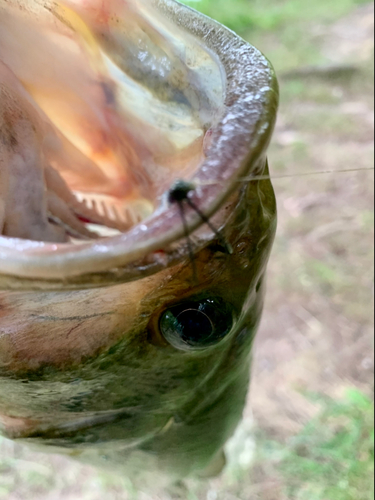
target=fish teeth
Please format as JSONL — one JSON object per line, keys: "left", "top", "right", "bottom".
{"left": 72, "top": 192, "right": 154, "bottom": 232}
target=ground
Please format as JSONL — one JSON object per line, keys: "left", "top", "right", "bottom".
{"left": 0, "top": 1, "right": 373, "bottom": 499}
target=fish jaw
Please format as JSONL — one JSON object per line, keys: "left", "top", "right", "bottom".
{"left": 0, "top": 0, "right": 278, "bottom": 284}
{"left": 0, "top": 163, "right": 277, "bottom": 482}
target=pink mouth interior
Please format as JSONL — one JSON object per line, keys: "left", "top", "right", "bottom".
{"left": 0, "top": 0, "right": 225, "bottom": 242}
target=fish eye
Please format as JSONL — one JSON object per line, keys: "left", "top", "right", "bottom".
{"left": 159, "top": 298, "right": 234, "bottom": 351}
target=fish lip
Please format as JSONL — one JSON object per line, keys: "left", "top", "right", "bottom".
{"left": 0, "top": 0, "right": 279, "bottom": 286}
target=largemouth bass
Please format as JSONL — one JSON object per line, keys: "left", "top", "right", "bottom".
{"left": 0, "top": 0, "right": 278, "bottom": 487}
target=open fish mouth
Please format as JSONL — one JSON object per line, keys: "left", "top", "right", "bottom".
{"left": 0, "top": 1, "right": 279, "bottom": 482}
{"left": 0, "top": 0, "right": 278, "bottom": 287}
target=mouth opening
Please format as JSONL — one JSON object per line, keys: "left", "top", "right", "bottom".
{"left": 0, "top": 0, "right": 278, "bottom": 283}
{"left": 0, "top": 0, "right": 225, "bottom": 243}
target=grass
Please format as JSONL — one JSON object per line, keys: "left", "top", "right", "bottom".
{"left": 181, "top": 0, "right": 370, "bottom": 33}
{"left": 254, "top": 389, "right": 374, "bottom": 500}
{"left": 182, "top": 0, "right": 373, "bottom": 77}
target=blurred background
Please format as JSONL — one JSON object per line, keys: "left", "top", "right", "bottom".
{"left": 0, "top": 0, "right": 373, "bottom": 499}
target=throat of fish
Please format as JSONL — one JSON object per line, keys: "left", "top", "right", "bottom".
{"left": 0, "top": 0, "right": 225, "bottom": 243}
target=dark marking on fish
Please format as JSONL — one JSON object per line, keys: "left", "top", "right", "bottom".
{"left": 66, "top": 322, "right": 84, "bottom": 338}
{"left": 31, "top": 312, "right": 116, "bottom": 322}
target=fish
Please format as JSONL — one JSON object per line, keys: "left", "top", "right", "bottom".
{"left": 0, "top": 0, "right": 278, "bottom": 488}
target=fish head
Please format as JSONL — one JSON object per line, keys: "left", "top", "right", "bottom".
{"left": 0, "top": 0, "right": 278, "bottom": 485}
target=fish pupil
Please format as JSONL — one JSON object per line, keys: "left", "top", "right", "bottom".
{"left": 176, "top": 309, "right": 214, "bottom": 343}
{"left": 159, "top": 298, "right": 234, "bottom": 351}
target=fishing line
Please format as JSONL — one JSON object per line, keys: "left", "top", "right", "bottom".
{"left": 183, "top": 197, "right": 233, "bottom": 255}
{"left": 169, "top": 166, "right": 373, "bottom": 279}
{"left": 176, "top": 199, "right": 198, "bottom": 284}
{"left": 194, "top": 167, "right": 374, "bottom": 186}
{"left": 238, "top": 167, "right": 375, "bottom": 183}
{"left": 168, "top": 181, "right": 233, "bottom": 281}
{"left": 169, "top": 182, "right": 199, "bottom": 282}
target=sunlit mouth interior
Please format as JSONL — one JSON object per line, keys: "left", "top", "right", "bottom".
{"left": 0, "top": 0, "right": 225, "bottom": 243}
